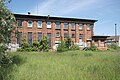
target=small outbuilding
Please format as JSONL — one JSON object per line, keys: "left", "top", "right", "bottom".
{"left": 92, "top": 36, "right": 109, "bottom": 50}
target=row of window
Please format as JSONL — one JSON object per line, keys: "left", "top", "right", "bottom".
{"left": 17, "top": 32, "right": 83, "bottom": 46}
{"left": 17, "top": 20, "right": 91, "bottom": 30}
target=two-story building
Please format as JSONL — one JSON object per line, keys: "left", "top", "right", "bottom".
{"left": 10, "top": 14, "right": 97, "bottom": 51}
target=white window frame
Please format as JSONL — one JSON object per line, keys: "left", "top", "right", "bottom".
{"left": 47, "top": 22, "right": 51, "bottom": 28}
{"left": 72, "top": 33, "right": 75, "bottom": 38}
{"left": 64, "top": 23, "right": 68, "bottom": 29}
{"left": 27, "top": 20, "right": 33, "bottom": 27}
{"left": 56, "top": 32, "right": 60, "bottom": 38}
{"left": 38, "top": 21, "right": 42, "bottom": 28}
{"left": 71, "top": 23, "right": 75, "bottom": 30}
{"left": 79, "top": 24, "right": 83, "bottom": 30}
{"left": 56, "top": 22, "right": 60, "bottom": 29}
{"left": 87, "top": 24, "right": 91, "bottom": 30}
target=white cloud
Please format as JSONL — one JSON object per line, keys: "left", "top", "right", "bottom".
{"left": 31, "top": 0, "right": 99, "bottom": 16}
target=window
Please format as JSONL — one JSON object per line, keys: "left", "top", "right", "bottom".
{"left": 79, "top": 24, "right": 83, "bottom": 30}
{"left": 72, "top": 33, "right": 75, "bottom": 38}
{"left": 38, "top": 32, "right": 42, "bottom": 42}
{"left": 28, "top": 32, "right": 32, "bottom": 45}
{"left": 64, "top": 23, "right": 68, "bottom": 29}
{"left": 71, "top": 23, "right": 75, "bottom": 29}
{"left": 47, "top": 22, "right": 51, "bottom": 28}
{"left": 17, "top": 20, "right": 22, "bottom": 27}
{"left": 27, "top": 20, "right": 33, "bottom": 27}
{"left": 64, "top": 33, "right": 68, "bottom": 38}
{"left": 56, "top": 22, "right": 60, "bottom": 29}
{"left": 79, "top": 34, "right": 83, "bottom": 40}
{"left": 38, "top": 21, "right": 42, "bottom": 28}
{"left": 86, "top": 24, "right": 91, "bottom": 30}
{"left": 47, "top": 33, "right": 51, "bottom": 47}
{"left": 56, "top": 32, "right": 60, "bottom": 38}
{"left": 17, "top": 32, "right": 22, "bottom": 47}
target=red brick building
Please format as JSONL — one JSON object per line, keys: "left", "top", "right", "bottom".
{"left": 11, "top": 14, "right": 97, "bottom": 50}
{"left": 92, "top": 36, "right": 109, "bottom": 50}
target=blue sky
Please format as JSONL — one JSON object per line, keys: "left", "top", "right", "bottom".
{"left": 7, "top": 0, "right": 120, "bottom": 36}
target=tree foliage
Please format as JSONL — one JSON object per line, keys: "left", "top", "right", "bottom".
{"left": 39, "top": 36, "right": 49, "bottom": 52}
{"left": 0, "top": 0, "right": 15, "bottom": 79}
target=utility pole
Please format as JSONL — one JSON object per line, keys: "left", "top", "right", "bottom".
{"left": 115, "top": 24, "right": 117, "bottom": 44}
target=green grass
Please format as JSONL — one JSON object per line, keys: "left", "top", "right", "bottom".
{"left": 9, "top": 50, "right": 120, "bottom": 80}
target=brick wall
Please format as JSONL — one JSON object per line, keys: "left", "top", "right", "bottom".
{"left": 13, "top": 19, "right": 95, "bottom": 49}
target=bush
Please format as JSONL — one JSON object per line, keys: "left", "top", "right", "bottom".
{"left": 57, "top": 37, "right": 80, "bottom": 52}
{"left": 57, "top": 40, "right": 68, "bottom": 52}
{"left": 39, "top": 37, "right": 49, "bottom": 52}
{"left": 89, "top": 45, "right": 97, "bottom": 51}
{"left": 17, "top": 40, "right": 40, "bottom": 52}
{"left": 70, "top": 44, "right": 80, "bottom": 50}
{"left": 31, "top": 47, "right": 38, "bottom": 51}
{"left": 65, "top": 37, "right": 72, "bottom": 49}
{"left": 31, "top": 41, "right": 40, "bottom": 51}
{"left": 108, "top": 43, "right": 118, "bottom": 50}
{"left": 32, "top": 41, "right": 39, "bottom": 48}
{"left": 89, "top": 43, "right": 97, "bottom": 51}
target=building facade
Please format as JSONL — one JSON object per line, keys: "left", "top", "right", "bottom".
{"left": 92, "top": 36, "right": 109, "bottom": 50}
{"left": 107, "top": 36, "right": 120, "bottom": 47}
{"left": 10, "top": 14, "right": 97, "bottom": 50}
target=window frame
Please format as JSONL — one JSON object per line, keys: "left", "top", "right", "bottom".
{"left": 38, "top": 21, "right": 42, "bottom": 28}
{"left": 27, "top": 20, "right": 33, "bottom": 27}
{"left": 86, "top": 24, "right": 91, "bottom": 30}
{"left": 79, "top": 34, "right": 83, "bottom": 40}
{"left": 38, "top": 32, "right": 42, "bottom": 42}
{"left": 56, "top": 22, "right": 60, "bottom": 29}
{"left": 71, "top": 23, "right": 75, "bottom": 30}
{"left": 64, "top": 33, "right": 68, "bottom": 38}
{"left": 79, "top": 24, "right": 83, "bottom": 30}
{"left": 28, "top": 32, "right": 32, "bottom": 45}
{"left": 64, "top": 23, "right": 68, "bottom": 29}
{"left": 56, "top": 32, "right": 60, "bottom": 38}
{"left": 17, "top": 20, "right": 22, "bottom": 27}
{"left": 71, "top": 33, "right": 75, "bottom": 38}
{"left": 47, "top": 22, "right": 52, "bottom": 28}
{"left": 17, "top": 32, "right": 22, "bottom": 47}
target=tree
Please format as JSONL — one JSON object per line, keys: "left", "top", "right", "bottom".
{"left": 0, "top": 0, "right": 15, "bottom": 70}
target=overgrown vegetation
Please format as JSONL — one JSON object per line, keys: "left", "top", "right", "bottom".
{"left": 17, "top": 37, "right": 49, "bottom": 52}
{"left": 108, "top": 43, "right": 119, "bottom": 50}
{"left": 57, "top": 40, "right": 68, "bottom": 52}
{"left": 89, "top": 42, "right": 97, "bottom": 51}
{"left": 0, "top": 0, "right": 16, "bottom": 79}
{"left": 9, "top": 50, "right": 120, "bottom": 80}
{"left": 39, "top": 36, "right": 49, "bottom": 52}
{"left": 57, "top": 37, "right": 80, "bottom": 52}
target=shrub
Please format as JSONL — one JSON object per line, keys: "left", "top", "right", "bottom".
{"left": 65, "top": 37, "right": 72, "bottom": 49}
{"left": 17, "top": 39, "right": 29, "bottom": 52}
{"left": 89, "top": 43, "right": 97, "bottom": 51}
{"left": 31, "top": 41, "right": 40, "bottom": 51}
{"left": 70, "top": 44, "right": 80, "bottom": 50}
{"left": 57, "top": 40, "right": 68, "bottom": 52}
{"left": 108, "top": 43, "right": 118, "bottom": 50}
{"left": 17, "top": 48, "right": 23, "bottom": 52}
{"left": 39, "top": 37, "right": 49, "bottom": 52}
{"left": 21, "top": 39, "right": 29, "bottom": 49}
{"left": 32, "top": 41, "right": 39, "bottom": 48}
{"left": 31, "top": 47, "right": 38, "bottom": 51}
